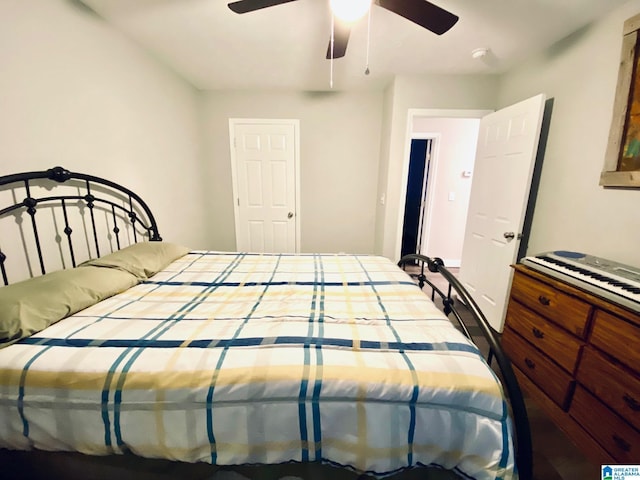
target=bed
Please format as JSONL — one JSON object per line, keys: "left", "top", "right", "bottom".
{"left": 0, "top": 167, "right": 531, "bottom": 480}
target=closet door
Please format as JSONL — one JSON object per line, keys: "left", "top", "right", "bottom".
{"left": 230, "top": 119, "right": 299, "bottom": 253}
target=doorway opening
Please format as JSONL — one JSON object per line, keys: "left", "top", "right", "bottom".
{"left": 398, "top": 110, "right": 488, "bottom": 266}
{"left": 401, "top": 138, "right": 434, "bottom": 259}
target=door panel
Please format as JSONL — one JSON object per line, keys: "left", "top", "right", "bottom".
{"left": 248, "top": 221, "right": 265, "bottom": 252}
{"left": 231, "top": 121, "right": 298, "bottom": 253}
{"left": 459, "top": 94, "right": 546, "bottom": 331}
{"left": 245, "top": 161, "right": 263, "bottom": 206}
{"left": 271, "top": 161, "right": 288, "bottom": 207}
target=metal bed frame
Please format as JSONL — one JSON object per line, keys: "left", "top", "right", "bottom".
{"left": 397, "top": 254, "right": 532, "bottom": 480}
{"left": 0, "top": 167, "right": 532, "bottom": 480}
{"left": 0, "top": 166, "right": 160, "bottom": 285}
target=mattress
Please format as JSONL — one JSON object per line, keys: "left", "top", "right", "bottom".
{"left": 0, "top": 252, "right": 516, "bottom": 480}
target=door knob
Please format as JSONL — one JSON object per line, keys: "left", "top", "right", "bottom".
{"left": 288, "top": 212, "right": 294, "bottom": 219}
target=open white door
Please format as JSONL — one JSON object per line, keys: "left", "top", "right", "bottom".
{"left": 230, "top": 119, "right": 300, "bottom": 253}
{"left": 458, "top": 94, "right": 546, "bottom": 332}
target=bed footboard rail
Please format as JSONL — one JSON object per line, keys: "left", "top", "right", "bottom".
{"left": 398, "top": 254, "right": 532, "bottom": 480}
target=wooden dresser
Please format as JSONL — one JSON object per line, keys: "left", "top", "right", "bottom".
{"left": 502, "top": 264, "right": 640, "bottom": 464}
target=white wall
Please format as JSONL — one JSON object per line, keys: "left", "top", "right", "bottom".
{"left": 412, "top": 117, "right": 480, "bottom": 265}
{"left": 374, "top": 82, "right": 396, "bottom": 254}
{"left": 498, "top": 0, "right": 640, "bottom": 267}
{"left": 0, "top": 0, "right": 207, "bottom": 254}
{"left": 201, "top": 90, "right": 383, "bottom": 254}
{"left": 376, "top": 74, "right": 500, "bottom": 260}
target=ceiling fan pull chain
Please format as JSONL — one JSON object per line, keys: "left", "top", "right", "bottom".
{"left": 365, "top": 6, "right": 371, "bottom": 75}
{"left": 330, "top": 14, "right": 334, "bottom": 88}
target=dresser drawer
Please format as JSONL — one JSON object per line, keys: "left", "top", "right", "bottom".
{"left": 590, "top": 309, "right": 640, "bottom": 375}
{"left": 510, "top": 271, "right": 592, "bottom": 338}
{"left": 570, "top": 386, "right": 640, "bottom": 463}
{"left": 505, "top": 300, "right": 582, "bottom": 374}
{"left": 502, "top": 327, "right": 574, "bottom": 409}
{"left": 577, "top": 346, "right": 640, "bottom": 431}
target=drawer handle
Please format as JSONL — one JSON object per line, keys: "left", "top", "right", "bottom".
{"left": 623, "top": 393, "right": 640, "bottom": 412}
{"left": 532, "top": 327, "right": 545, "bottom": 339}
{"left": 524, "top": 358, "right": 536, "bottom": 369}
{"left": 538, "top": 295, "right": 551, "bottom": 306}
{"left": 612, "top": 434, "right": 631, "bottom": 452}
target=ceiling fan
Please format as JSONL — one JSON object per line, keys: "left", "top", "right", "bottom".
{"left": 227, "top": 0, "right": 459, "bottom": 59}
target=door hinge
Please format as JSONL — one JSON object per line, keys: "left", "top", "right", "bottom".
{"left": 503, "top": 232, "right": 523, "bottom": 241}
{"left": 237, "top": 198, "right": 240, "bottom": 206}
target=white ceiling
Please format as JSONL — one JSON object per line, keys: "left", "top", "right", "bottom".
{"left": 79, "top": 0, "right": 628, "bottom": 91}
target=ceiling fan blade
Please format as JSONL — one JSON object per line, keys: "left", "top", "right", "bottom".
{"left": 377, "top": 0, "right": 458, "bottom": 35}
{"left": 326, "top": 19, "right": 351, "bottom": 59}
{"left": 228, "top": 0, "right": 298, "bottom": 14}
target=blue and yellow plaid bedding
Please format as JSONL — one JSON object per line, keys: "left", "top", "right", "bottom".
{"left": 0, "top": 252, "right": 516, "bottom": 480}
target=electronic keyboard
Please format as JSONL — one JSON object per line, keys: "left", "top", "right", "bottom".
{"left": 520, "top": 251, "right": 640, "bottom": 313}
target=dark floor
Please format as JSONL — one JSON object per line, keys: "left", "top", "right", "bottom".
{"left": 416, "top": 266, "right": 598, "bottom": 480}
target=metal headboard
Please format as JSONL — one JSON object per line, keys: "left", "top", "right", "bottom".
{"left": 0, "top": 166, "right": 161, "bottom": 285}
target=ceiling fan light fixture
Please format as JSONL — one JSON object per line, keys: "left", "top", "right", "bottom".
{"left": 329, "top": 0, "right": 371, "bottom": 23}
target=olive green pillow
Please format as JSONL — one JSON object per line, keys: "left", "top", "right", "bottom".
{"left": 80, "top": 241, "right": 190, "bottom": 280}
{"left": 0, "top": 266, "right": 139, "bottom": 347}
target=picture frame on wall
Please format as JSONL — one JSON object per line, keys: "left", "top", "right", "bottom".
{"left": 601, "top": 12, "right": 640, "bottom": 188}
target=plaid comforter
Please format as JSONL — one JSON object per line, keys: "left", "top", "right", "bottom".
{"left": 0, "top": 252, "right": 516, "bottom": 479}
